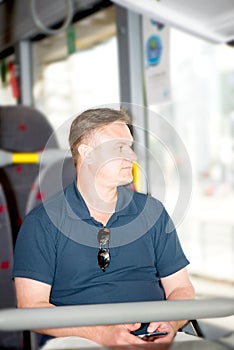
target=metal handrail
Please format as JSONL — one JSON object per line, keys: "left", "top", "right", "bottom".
{"left": 30, "top": 0, "right": 74, "bottom": 35}
{"left": 0, "top": 299, "right": 233, "bottom": 331}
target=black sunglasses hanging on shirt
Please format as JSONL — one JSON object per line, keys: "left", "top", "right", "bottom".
{"left": 97, "top": 227, "right": 110, "bottom": 272}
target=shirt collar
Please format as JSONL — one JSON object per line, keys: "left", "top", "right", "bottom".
{"left": 65, "top": 178, "right": 138, "bottom": 220}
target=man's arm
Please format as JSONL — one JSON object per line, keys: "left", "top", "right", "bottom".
{"left": 161, "top": 267, "right": 195, "bottom": 329}
{"left": 161, "top": 267, "right": 195, "bottom": 301}
{"left": 146, "top": 267, "right": 195, "bottom": 341}
{"left": 14, "top": 277, "right": 144, "bottom": 345}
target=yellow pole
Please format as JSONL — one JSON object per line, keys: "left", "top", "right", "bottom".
{"left": 12, "top": 153, "right": 39, "bottom": 164}
{"left": 132, "top": 162, "right": 141, "bottom": 192}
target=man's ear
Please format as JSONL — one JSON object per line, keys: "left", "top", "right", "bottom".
{"left": 77, "top": 144, "right": 93, "bottom": 163}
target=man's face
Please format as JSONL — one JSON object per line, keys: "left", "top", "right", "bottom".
{"left": 88, "top": 121, "right": 137, "bottom": 187}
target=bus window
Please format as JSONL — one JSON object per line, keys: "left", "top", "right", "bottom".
{"left": 148, "top": 27, "right": 234, "bottom": 292}
{"left": 32, "top": 5, "right": 119, "bottom": 148}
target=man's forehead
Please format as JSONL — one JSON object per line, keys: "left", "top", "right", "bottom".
{"left": 95, "top": 122, "right": 133, "bottom": 142}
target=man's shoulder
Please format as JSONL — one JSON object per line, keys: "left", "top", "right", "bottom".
{"left": 134, "top": 188, "right": 163, "bottom": 205}
{"left": 123, "top": 186, "right": 164, "bottom": 211}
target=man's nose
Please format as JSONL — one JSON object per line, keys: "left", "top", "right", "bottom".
{"left": 126, "top": 148, "right": 137, "bottom": 162}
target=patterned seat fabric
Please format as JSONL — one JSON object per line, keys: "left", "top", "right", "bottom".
{"left": 0, "top": 105, "right": 58, "bottom": 349}
{"left": 0, "top": 105, "right": 58, "bottom": 244}
{"left": 0, "top": 184, "right": 23, "bottom": 349}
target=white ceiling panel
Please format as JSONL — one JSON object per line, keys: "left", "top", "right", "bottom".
{"left": 112, "top": 0, "right": 234, "bottom": 44}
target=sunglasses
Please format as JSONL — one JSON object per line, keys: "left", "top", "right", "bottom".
{"left": 97, "top": 227, "right": 110, "bottom": 271}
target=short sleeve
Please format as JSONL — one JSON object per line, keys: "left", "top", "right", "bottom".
{"left": 13, "top": 209, "right": 57, "bottom": 285}
{"left": 155, "top": 206, "right": 189, "bottom": 278}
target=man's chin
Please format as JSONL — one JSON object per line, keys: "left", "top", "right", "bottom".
{"left": 117, "top": 177, "right": 133, "bottom": 186}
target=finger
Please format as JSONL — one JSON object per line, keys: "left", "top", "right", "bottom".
{"left": 125, "top": 323, "right": 141, "bottom": 331}
{"left": 147, "top": 322, "right": 161, "bottom": 332}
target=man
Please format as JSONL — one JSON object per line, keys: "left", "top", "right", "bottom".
{"left": 13, "top": 108, "right": 195, "bottom": 348}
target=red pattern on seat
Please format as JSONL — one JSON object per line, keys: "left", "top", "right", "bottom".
{"left": 1, "top": 261, "right": 9, "bottom": 269}
{"left": 15, "top": 165, "right": 23, "bottom": 173}
{"left": 0, "top": 204, "right": 7, "bottom": 213}
{"left": 18, "top": 123, "right": 27, "bottom": 131}
{"left": 36, "top": 191, "right": 45, "bottom": 201}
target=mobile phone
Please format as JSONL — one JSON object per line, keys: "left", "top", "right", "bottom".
{"left": 131, "top": 323, "right": 168, "bottom": 339}
{"left": 138, "top": 331, "right": 168, "bottom": 339}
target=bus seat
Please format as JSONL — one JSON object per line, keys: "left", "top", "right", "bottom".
{"left": 26, "top": 156, "right": 75, "bottom": 214}
{"left": 0, "top": 105, "right": 59, "bottom": 244}
{"left": 0, "top": 184, "right": 23, "bottom": 349}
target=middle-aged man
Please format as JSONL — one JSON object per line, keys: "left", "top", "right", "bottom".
{"left": 13, "top": 108, "right": 195, "bottom": 349}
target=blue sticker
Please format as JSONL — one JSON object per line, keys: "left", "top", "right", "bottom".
{"left": 146, "top": 35, "right": 162, "bottom": 66}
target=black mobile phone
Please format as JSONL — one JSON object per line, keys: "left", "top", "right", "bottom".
{"left": 131, "top": 323, "right": 168, "bottom": 339}
{"left": 138, "top": 331, "right": 168, "bottom": 339}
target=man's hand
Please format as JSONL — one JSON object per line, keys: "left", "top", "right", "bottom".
{"left": 146, "top": 322, "right": 176, "bottom": 343}
{"left": 87, "top": 323, "right": 146, "bottom": 346}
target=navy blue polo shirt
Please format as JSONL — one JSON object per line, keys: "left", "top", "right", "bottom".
{"left": 13, "top": 180, "right": 189, "bottom": 306}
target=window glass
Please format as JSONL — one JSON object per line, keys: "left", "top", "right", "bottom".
{"left": 148, "top": 28, "right": 234, "bottom": 286}
{"left": 33, "top": 6, "right": 119, "bottom": 148}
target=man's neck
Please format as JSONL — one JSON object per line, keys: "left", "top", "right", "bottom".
{"left": 76, "top": 177, "right": 118, "bottom": 217}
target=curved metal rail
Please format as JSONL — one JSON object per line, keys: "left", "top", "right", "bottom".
{"left": 30, "top": 0, "right": 74, "bottom": 35}
{"left": 0, "top": 299, "right": 233, "bottom": 331}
